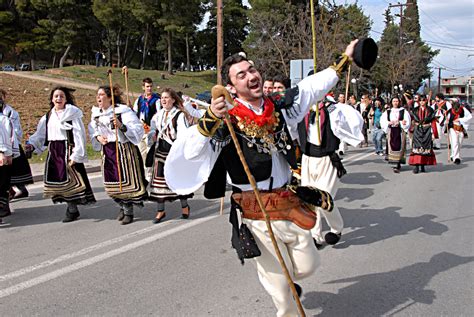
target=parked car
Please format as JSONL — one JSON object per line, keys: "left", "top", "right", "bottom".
{"left": 36, "top": 65, "right": 48, "bottom": 70}
{"left": 19, "top": 64, "right": 30, "bottom": 71}
{"left": 2, "top": 65, "right": 15, "bottom": 71}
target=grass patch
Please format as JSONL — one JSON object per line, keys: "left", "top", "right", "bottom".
{"left": 29, "top": 144, "right": 102, "bottom": 164}
{"left": 35, "top": 66, "right": 217, "bottom": 97}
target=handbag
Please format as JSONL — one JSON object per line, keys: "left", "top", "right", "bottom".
{"left": 238, "top": 223, "right": 261, "bottom": 262}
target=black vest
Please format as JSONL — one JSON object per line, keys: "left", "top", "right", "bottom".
{"left": 203, "top": 108, "right": 297, "bottom": 199}
{"left": 297, "top": 106, "right": 340, "bottom": 157}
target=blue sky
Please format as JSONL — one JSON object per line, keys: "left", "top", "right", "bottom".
{"left": 243, "top": 0, "right": 474, "bottom": 78}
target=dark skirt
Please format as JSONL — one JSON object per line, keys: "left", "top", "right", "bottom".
{"left": 10, "top": 145, "right": 34, "bottom": 186}
{"left": 149, "top": 139, "right": 193, "bottom": 202}
{"left": 102, "top": 142, "right": 148, "bottom": 205}
{"left": 387, "top": 126, "right": 406, "bottom": 164}
{"left": 409, "top": 124, "right": 437, "bottom": 165}
{"left": 43, "top": 141, "right": 96, "bottom": 205}
{"left": 0, "top": 165, "right": 12, "bottom": 217}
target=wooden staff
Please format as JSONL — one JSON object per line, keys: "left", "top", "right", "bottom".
{"left": 310, "top": 0, "right": 321, "bottom": 145}
{"left": 121, "top": 66, "right": 132, "bottom": 107}
{"left": 212, "top": 86, "right": 306, "bottom": 317}
{"left": 344, "top": 64, "right": 351, "bottom": 103}
{"left": 107, "top": 69, "right": 123, "bottom": 192}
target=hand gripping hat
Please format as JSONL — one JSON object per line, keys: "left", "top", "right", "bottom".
{"left": 353, "top": 38, "right": 378, "bottom": 70}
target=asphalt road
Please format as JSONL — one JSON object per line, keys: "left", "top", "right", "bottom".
{"left": 1, "top": 131, "right": 473, "bottom": 316}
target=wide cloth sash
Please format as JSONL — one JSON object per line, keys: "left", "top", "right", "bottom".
{"left": 232, "top": 189, "right": 316, "bottom": 230}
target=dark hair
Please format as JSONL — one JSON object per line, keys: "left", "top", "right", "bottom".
{"left": 221, "top": 53, "right": 249, "bottom": 86}
{"left": 263, "top": 78, "right": 273, "bottom": 83}
{"left": 390, "top": 96, "right": 401, "bottom": 104}
{"left": 435, "top": 93, "right": 445, "bottom": 100}
{"left": 49, "top": 86, "right": 76, "bottom": 109}
{"left": 273, "top": 75, "right": 290, "bottom": 89}
{"left": 98, "top": 85, "right": 124, "bottom": 104}
{"left": 142, "top": 77, "right": 153, "bottom": 85}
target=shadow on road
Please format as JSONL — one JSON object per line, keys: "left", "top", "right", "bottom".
{"left": 339, "top": 172, "right": 387, "bottom": 186}
{"left": 334, "top": 206, "right": 449, "bottom": 249}
{"left": 335, "top": 188, "right": 374, "bottom": 202}
{"left": 303, "top": 252, "right": 474, "bottom": 316}
{"left": 2, "top": 196, "right": 226, "bottom": 228}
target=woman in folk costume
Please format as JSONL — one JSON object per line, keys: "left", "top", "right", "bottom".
{"left": 147, "top": 88, "right": 192, "bottom": 224}
{"left": 445, "top": 101, "right": 472, "bottom": 165}
{"left": 380, "top": 96, "right": 411, "bottom": 173}
{"left": 26, "top": 87, "right": 96, "bottom": 222}
{"left": 0, "top": 89, "right": 34, "bottom": 199}
{"left": 0, "top": 102, "right": 18, "bottom": 224}
{"left": 89, "top": 85, "right": 147, "bottom": 225}
{"left": 409, "top": 95, "right": 437, "bottom": 173}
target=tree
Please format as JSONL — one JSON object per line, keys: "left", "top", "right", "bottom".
{"left": 196, "top": 0, "right": 249, "bottom": 69}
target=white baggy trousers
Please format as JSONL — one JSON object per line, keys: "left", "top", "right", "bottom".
{"left": 300, "top": 154, "right": 344, "bottom": 243}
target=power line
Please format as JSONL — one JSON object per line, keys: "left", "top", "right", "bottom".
{"left": 424, "top": 40, "right": 474, "bottom": 49}
{"left": 418, "top": 7, "right": 467, "bottom": 47}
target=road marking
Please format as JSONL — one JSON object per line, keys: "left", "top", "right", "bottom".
{"left": 0, "top": 203, "right": 221, "bottom": 283}
{"left": 344, "top": 151, "right": 375, "bottom": 166}
{"left": 0, "top": 214, "right": 219, "bottom": 299}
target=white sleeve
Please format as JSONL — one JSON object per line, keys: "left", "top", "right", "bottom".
{"left": 10, "top": 109, "right": 23, "bottom": 142}
{"left": 164, "top": 125, "right": 222, "bottom": 195}
{"left": 69, "top": 117, "right": 88, "bottom": 163}
{"left": 88, "top": 120, "right": 102, "bottom": 152}
{"left": 459, "top": 108, "right": 472, "bottom": 129}
{"left": 330, "top": 104, "right": 364, "bottom": 147}
{"left": 184, "top": 101, "right": 205, "bottom": 118}
{"left": 122, "top": 110, "right": 144, "bottom": 145}
{"left": 401, "top": 110, "right": 411, "bottom": 132}
{"left": 284, "top": 68, "right": 339, "bottom": 125}
{"left": 147, "top": 113, "right": 158, "bottom": 146}
{"left": 0, "top": 118, "right": 13, "bottom": 156}
{"left": 176, "top": 113, "right": 189, "bottom": 140}
{"left": 28, "top": 115, "right": 48, "bottom": 154}
{"left": 132, "top": 98, "right": 139, "bottom": 113}
{"left": 380, "top": 111, "right": 389, "bottom": 133}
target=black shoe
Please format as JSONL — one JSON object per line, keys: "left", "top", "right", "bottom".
{"left": 313, "top": 238, "right": 324, "bottom": 250}
{"left": 0, "top": 204, "right": 11, "bottom": 218}
{"left": 62, "top": 211, "right": 80, "bottom": 223}
{"left": 413, "top": 166, "right": 419, "bottom": 174}
{"left": 121, "top": 215, "right": 134, "bottom": 225}
{"left": 294, "top": 283, "right": 302, "bottom": 298}
{"left": 13, "top": 190, "right": 29, "bottom": 200}
{"left": 454, "top": 158, "right": 461, "bottom": 165}
{"left": 152, "top": 212, "right": 166, "bottom": 224}
{"left": 325, "top": 232, "right": 342, "bottom": 245}
{"left": 117, "top": 209, "right": 125, "bottom": 221}
{"left": 420, "top": 165, "right": 426, "bottom": 173}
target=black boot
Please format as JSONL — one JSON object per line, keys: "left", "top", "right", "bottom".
{"left": 117, "top": 208, "right": 125, "bottom": 221}
{"left": 413, "top": 165, "right": 419, "bottom": 174}
{"left": 121, "top": 214, "right": 133, "bottom": 225}
{"left": 420, "top": 165, "right": 426, "bottom": 173}
{"left": 62, "top": 209, "right": 80, "bottom": 223}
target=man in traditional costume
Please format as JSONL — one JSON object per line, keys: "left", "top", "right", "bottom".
{"left": 445, "top": 101, "right": 472, "bottom": 164}
{"left": 408, "top": 95, "right": 437, "bottom": 173}
{"left": 432, "top": 93, "right": 452, "bottom": 150}
{"left": 133, "top": 77, "right": 160, "bottom": 178}
{"left": 164, "top": 40, "right": 364, "bottom": 316}
{"left": 26, "top": 87, "right": 96, "bottom": 222}
{"left": 380, "top": 96, "right": 411, "bottom": 173}
{"left": 296, "top": 94, "right": 364, "bottom": 249}
{"left": 0, "top": 89, "right": 33, "bottom": 199}
{"left": 89, "top": 85, "right": 148, "bottom": 225}
{"left": 0, "top": 100, "right": 17, "bottom": 224}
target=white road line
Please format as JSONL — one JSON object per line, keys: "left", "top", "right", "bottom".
{"left": 344, "top": 151, "right": 375, "bottom": 166}
{"left": 0, "top": 204, "right": 220, "bottom": 282}
{"left": 0, "top": 214, "right": 219, "bottom": 299}
{"left": 344, "top": 150, "right": 372, "bottom": 162}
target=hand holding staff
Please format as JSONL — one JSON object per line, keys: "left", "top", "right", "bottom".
{"left": 107, "top": 69, "right": 123, "bottom": 192}
{"left": 211, "top": 85, "right": 306, "bottom": 317}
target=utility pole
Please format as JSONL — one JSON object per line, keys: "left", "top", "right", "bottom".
{"left": 435, "top": 67, "right": 446, "bottom": 94}
{"left": 216, "top": 0, "right": 223, "bottom": 85}
{"left": 388, "top": 2, "right": 413, "bottom": 49}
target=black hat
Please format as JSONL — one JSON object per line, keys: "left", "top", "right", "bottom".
{"left": 353, "top": 38, "right": 378, "bottom": 70}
